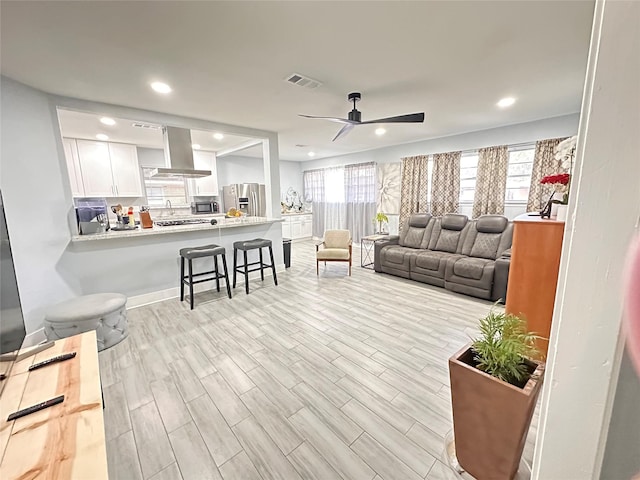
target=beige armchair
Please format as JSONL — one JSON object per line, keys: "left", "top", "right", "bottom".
{"left": 316, "top": 229, "right": 352, "bottom": 276}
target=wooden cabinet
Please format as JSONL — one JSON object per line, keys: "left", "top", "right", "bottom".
{"left": 191, "top": 151, "right": 218, "bottom": 196}
{"left": 505, "top": 215, "right": 565, "bottom": 357}
{"left": 62, "top": 138, "right": 85, "bottom": 197}
{"left": 73, "top": 139, "right": 142, "bottom": 197}
{"left": 282, "top": 214, "right": 313, "bottom": 239}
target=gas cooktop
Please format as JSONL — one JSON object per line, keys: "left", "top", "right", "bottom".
{"left": 155, "top": 219, "right": 210, "bottom": 227}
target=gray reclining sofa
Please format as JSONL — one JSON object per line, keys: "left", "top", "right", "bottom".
{"left": 374, "top": 213, "right": 512, "bottom": 302}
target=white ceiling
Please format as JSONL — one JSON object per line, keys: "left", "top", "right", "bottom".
{"left": 1, "top": 1, "right": 594, "bottom": 162}
{"left": 57, "top": 109, "right": 258, "bottom": 154}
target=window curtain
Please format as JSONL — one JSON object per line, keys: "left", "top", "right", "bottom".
{"left": 431, "top": 151, "right": 461, "bottom": 216}
{"left": 472, "top": 145, "right": 509, "bottom": 218}
{"left": 527, "top": 137, "right": 568, "bottom": 212}
{"left": 304, "top": 169, "right": 325, "bottom": 237}
{"left": 399, "top": 155, "right": 429, "bottom": 229}
{"left": 345, "top": 162, "right": 377, "bottom": 243}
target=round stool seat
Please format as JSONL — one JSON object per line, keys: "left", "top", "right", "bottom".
{"left": 233, "top": 238, "right": 272, "bottom": 250}
{"left": 180, "top": 244, "right": 224, "bottom": 259}
{"left": 44, "top": 293, "right": 128, "bottom": 351}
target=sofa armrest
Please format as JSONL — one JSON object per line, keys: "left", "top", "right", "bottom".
{"left": 493, "top": 249, "right": 511, "bottom": 303}
{"left": 374, "top": 235, "right": 400, "bottom": 272}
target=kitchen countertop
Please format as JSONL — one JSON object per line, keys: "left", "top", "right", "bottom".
{"left": 71, "top": 217, "right": 282, "bottom": 242}
{"left": 281, "top": 212, "right": 312, "bottom": 216}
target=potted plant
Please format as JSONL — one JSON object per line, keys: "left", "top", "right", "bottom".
{"left": 449, "top": 310, "right": 545, "bottom": 480}
{"left": 374, "top": 212, "right": 388, "bottom": 234}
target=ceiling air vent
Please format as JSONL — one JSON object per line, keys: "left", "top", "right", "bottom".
{"left": 285, "top": 73, "right": 322, "bottom": 90}
{"left": 132, "top": 122, "right": 161, "bottom": 130}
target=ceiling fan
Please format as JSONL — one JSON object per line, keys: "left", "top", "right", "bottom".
{"left": 300, "top": 92, "right": 425, "bottom": 141}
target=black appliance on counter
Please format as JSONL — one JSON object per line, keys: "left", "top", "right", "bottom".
{"left": 191, "top": 201, "right": 219, "bottom": 215}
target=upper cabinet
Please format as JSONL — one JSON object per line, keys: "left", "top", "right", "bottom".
{"left": 62, "top": 138, "right": 85, "bottom": 197}
{"left": 191, "top": 151, "right": 218, "bottom": 196}
{"left": 69, "top": 139, "right": 143, "bottom": 197}
{"left": 108, "top": 143, "right": 143, "bottom": 197}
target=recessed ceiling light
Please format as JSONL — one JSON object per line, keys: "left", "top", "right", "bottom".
{"left": 375, "top": 127, "right": 386, "bottom": 136}
{"left": 308, "top": 152, "right": 316, "bottom": 157}
{"left": 100, "top": 117, "right": 116, "bottom": 126}
{"left": 96, "top": 133, "right": 109, "bottom": 141}
{"left": 192, "top": 144, "right": 201, "bottom": 150}
{"left": 150, "top": 81, "right": 172, "bottom": 94}
{"left": 213, "top": 133, "right": 224, "bottom": 140}
{"left": 497, "top": 97, "right": 516, "bottom": 108}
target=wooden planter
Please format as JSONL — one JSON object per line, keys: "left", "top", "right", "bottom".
{"left": 449, "top": 345, "right": 545, "bottom": 480}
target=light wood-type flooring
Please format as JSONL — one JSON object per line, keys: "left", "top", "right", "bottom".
{"left": 100, "top": 240, "right": 538, "bottom": 480}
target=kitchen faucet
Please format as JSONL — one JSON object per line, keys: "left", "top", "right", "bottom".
{"left": 166, "top": 199, "right": 174, "bottom": 215}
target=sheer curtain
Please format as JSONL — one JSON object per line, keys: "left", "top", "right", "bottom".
{"left": 323, "top": 166, "right": 347, "bottom": 233}
{"left": 431, "top": 151, "right": 461, "bottom": 216}
{"left": 527, "top": 138, "right": 567, "bottom": 211}
{"left": 345, "top": 162, "right": 377, "bottom": 242}
{"left": 472, "top": 145, "right": 509, "bottom": 217}
{"left": 304, "top": 169, "right": 326, "bottom": 237}
{"left": 399, "top": 155, "right": 429, "bottom": 229}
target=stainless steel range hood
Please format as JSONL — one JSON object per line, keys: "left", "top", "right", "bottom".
{"left": 149, "top": 126, "right": 211, "bottom": 178}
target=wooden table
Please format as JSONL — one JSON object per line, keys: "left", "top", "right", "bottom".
{"left": 505, "top": 214, "right": 565, "bottom": 358}
{"left": 0, "top": 331, "right": 107, "bottom": 479}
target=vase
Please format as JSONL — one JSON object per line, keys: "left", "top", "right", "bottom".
{"left": 550, "top": 192, "right": 565, "bottom": 218}
{"left": 556, "top": 204, "right": 569, "bottom": 222}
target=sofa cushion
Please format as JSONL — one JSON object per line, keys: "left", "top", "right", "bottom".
{"left": 411, "top": 251, "right": 461, "bottom": 281}
{"left": 453, "top": 257, "right": 493, "bottom": 280}
{"left": 476, "top": 215, "right": 508, "bottom": 233}
{"left": 470, "top": 232, "right": 502, "bottom": 260}
{"left": 415, "top": 251, "right": 449, "bottom": 271}
{"left": 409, "top": 213, "right": 431, "bottom": 228}
{"left": 384, "top": 246, "right": 408, "bottom": 264}
{"left": 441, "top": 214, "right": 468, "bottom": 231}
{"left": 400, "top": 226, "right": 425, "bottom": 248}
{"left": 435, "top": 229, "right": 462, "bottom": 253}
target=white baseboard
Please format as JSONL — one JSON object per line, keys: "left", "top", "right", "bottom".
{"left": 127, "top": 263, "right": 286, "bottom": 309}
{"left": 23, "top": 328, "right": 46, "bottom": 348}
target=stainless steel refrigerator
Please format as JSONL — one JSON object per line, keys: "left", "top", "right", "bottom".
{"left": 222, "top": 183, "right": 266, "bottom": 216}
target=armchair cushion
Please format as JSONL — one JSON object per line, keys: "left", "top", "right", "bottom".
{"left": 317, "top": 248, "right": 351, "bottom": 260}
{"left": 324, "top": 230, "right": 351, "bottom": 249}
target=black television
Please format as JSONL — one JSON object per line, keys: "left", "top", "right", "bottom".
{"left": 0, "top": 190, "right": 27, "bottom": 396}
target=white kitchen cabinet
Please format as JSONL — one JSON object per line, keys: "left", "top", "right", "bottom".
{"left": 282, "top": 214, "right": 313, "bottom": 240}
{"left": 108, "top": 143, "right": 143, "bottom": 196}
{"left": 76, "top": 140, "right": 114, "bottom": 197}
{"left": 191, "top": 151, "right": 218, "bottom": 196}
{"left": 62, "top": 138, "right": 85, "bottom": 197}
{"left": 74, "top": 139, "right": 142, "bottom": 197}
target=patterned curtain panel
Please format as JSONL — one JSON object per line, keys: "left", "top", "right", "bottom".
{"left": 472, "top": 145, "right": 509, "bottom": 218}
{"left": 431, "top": 151, "right": 461, "bottom": 216}
{"left": 527, "top": 137, "right": 568, "bottom": 211}
{"left": 345, "top": 162, "right": 377, "bottom": 243}
{"left": 399, "top": 155, "right": 429, "bottom": 230}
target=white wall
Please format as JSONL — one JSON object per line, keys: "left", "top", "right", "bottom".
{"left": 0, "top": 76, "right": 283, "bottom": 335}
{"left": 533, "top": 0, "right": 640, "bottom": 478}
{"left": 1, "top": 77, "right": 79, "bottom": 334}
{"left": 302, "top": 114, "right": 579, "bottom": 169}
{"left": 217, "top": 155, "right": 303, "bottom": 200}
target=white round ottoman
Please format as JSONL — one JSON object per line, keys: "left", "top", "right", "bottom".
{"left": 44, "top": 293, "right": 128, "bottom": 351}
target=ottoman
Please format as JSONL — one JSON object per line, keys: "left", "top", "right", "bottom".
{"left": 44, "top": 293, "right": 128, "bottom": 351}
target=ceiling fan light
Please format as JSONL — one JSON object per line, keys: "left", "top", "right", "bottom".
{"left": 375, "top": 128, "right": 386, "bottom": 136}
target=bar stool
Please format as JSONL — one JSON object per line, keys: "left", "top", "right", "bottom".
{"left": 233, "top": 238, "right": 278, "bottom": 294}
{"left": 180, "top": 244, "right": 231, "bottom": 309}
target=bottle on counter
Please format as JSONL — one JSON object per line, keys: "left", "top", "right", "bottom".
{"left": 128, "top": 207, "right": 135, "bottom": 228}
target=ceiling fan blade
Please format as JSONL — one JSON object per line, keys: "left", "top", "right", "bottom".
{"left": 333, "top": 123, "right": 355, "bottom": 142}
{"left": 299, "top": 114, "right": 357, "bottom": 125}
{"left": 360, "top": 112, "right": 425, "bottom": 125}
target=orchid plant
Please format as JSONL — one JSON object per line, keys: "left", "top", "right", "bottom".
{"left": 539, "top": 136, "right": 576, "bottom": 217}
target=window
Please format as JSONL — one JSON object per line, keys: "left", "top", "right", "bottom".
{"left": 459, "top": 154, "right": 479, "bottom": 203}
{"left": 505, "top": 148, "right": 534, "bottom": 203}
{"left": 325, "top": 166, "right": 345, "bottom": 203}
{"left": 143, "top": 168, "right": 189, "bottom": 207}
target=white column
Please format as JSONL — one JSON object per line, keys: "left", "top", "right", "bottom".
{"left": 262, "top": 135, "right": 281, "bottom": 220}
{"left": 533, "top": 1, "right": 640, "bottom": 478}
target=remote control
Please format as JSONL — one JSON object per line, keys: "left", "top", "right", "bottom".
{"left": 28, "top": 352, "right": 76, "bottom": 371}
{"left": 7, "top": 395, "right": 65, "bottom": 421}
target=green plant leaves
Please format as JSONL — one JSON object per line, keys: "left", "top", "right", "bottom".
{"left": 471, "top": 309, "right": 539, "bottom": 385}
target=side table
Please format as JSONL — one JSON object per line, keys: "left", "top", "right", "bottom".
{"left": 361, "top": 234, "right": 390, "bottom": 269}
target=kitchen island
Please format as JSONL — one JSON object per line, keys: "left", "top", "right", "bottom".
{"left": 64, "top": 216, "right": 285, "bottom": 308}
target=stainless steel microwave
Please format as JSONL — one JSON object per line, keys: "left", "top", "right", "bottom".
{"left": 191, "top": 201, "right": 219, "bottom": 214}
